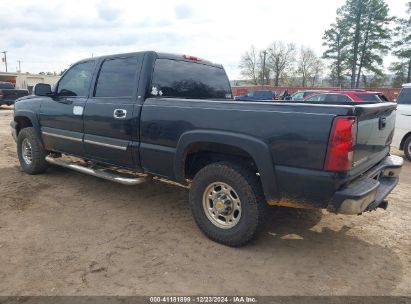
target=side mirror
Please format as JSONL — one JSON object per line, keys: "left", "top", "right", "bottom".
{"left": 34, "top": 83, "right": 52, "bottom": 96}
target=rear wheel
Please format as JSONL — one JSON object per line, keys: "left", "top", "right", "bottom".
{"left": 189, "top": 161, "right": 267, "bottom": 247}
{"left": 404, "top": 137, "right": 411, "bottom": 161}
{"left": 17, "top": 127, "right": 49, "bottom": 174}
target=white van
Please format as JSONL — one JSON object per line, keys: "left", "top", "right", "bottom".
{"left": 392, "top": 83, "right": 411, "bottom": 160}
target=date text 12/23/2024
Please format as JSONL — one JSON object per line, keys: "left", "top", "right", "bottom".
{"left": 149, "top": 296, "right": 257, "bottom": 303}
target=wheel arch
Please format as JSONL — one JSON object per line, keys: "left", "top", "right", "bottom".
{"left": 400, "top": 132, "right": 411, "bottom": 150}
{"left": 14, "top": 110, "right": 40, "bottom": 136}
{"left": 174, "top": 130, "right": 278, "bottom": 200}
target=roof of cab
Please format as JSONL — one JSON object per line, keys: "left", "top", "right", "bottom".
{"left": 78, "top": 51, "right": 223, "bottom": 68}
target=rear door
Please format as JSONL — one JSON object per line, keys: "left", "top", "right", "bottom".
{"left": 83, "top": 54, "right": 144, "bottom": 168}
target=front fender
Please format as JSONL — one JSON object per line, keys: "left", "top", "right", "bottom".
{"left": 14, "top": 95, "right": 43, "bottom": 134}
{"left": 174, "top": 130, "right": 278, "bottom": 200}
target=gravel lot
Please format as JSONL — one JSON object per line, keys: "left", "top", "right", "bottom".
{"left": 0, "top": 106, "right": 410, "bottom": 296}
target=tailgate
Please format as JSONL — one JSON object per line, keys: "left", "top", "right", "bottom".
{"left": 352, "top": 102, "right": 396, "bottom": 174}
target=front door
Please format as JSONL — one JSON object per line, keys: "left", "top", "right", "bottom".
{"left": 83, "top": 54, "right": 144, "bottom": 168}
{"left": 39, "top": 60, "right": 95, "bottom": 156}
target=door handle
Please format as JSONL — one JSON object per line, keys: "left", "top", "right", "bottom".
{"left": 113, "top": 109, "right": 127, "bottom": 119}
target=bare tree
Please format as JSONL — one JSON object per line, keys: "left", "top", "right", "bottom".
{"left": 310, "top": 58, "right": 324, "bottom": 86}
{"left": 257, "top": 50, "right": 270, "bottom": 85}
{"left": 266, "top": 41, "right": 296, "bottom": 87}
{"left": 239, "top": 46, "right": 260, "bottom": 85}
{"left": 297, "top": 47, "right": 323, "bottom": 87}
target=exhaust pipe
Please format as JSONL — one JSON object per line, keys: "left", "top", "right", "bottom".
{"left": 45, "top": 156, "right": 149, "bottom": 185}
{"left": 378, "top": 200, "right": 388, "bottom": 210}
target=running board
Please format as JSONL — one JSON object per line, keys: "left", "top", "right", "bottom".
{"left": 45, "top": 156, "right": 149, "bottom": 185}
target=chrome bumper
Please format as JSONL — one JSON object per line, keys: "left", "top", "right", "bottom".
{"left": 328, "top": 155, "right": 404, "bottom": 215}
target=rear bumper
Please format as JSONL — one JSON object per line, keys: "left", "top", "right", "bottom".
{"left": 327, "top": 155, "right": 403, "bottom": 215}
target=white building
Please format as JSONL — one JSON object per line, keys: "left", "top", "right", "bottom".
{"left": 0, "top": 72, "right": 60, "bottom": 94}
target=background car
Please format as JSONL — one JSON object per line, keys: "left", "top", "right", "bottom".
{"left": 0, "top": 82, "right": 29, "bottom": 106}
{"left": 303, "top": 90, "right": 389, "bottom": 103}
{"left": 392, "top": 83, "right": 411, "bottom": 161}
{"left": 234, "top": 90, "right": 278, "bottom": 101}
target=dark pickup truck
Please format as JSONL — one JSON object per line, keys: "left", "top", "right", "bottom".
{"left": 11, "top": 51, "right": 403, "bottom": 246}
{"left": 0, "top": 82, "right": 28, "bottom": 106}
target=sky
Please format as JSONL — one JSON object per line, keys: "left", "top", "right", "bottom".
{"left": 0, "top": 0, "right": 408, "bottom": 80}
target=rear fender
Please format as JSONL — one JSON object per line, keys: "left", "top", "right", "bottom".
{"left": 174, "top": 130, "right": 278, "bottom": 200}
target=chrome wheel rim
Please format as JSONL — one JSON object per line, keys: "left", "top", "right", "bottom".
{"left": 22, "top": 138, "right": 33, "bottom": 165}
{"left": 202, "top": 182, "right": 242, "bottom": 229}
{"left": 408, "top": 143, "right": 411, "bottom": 156}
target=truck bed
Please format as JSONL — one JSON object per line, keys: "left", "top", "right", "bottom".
{"left": 140, "top": 99, "right": 396, "bottom": 207}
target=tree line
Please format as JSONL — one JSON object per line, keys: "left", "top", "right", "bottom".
{"left": 239, "top": 0, "right": 410, "bottom": 88}
{"left": 239, "top": 43, "right": 324, "bottom": 87}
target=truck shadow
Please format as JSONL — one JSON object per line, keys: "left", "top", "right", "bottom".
{"left": 0, "top": 165, "right": 404, "bottom": 295}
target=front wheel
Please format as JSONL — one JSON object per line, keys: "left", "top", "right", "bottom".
{"left": 404, "top": 137, "right": 411, "bottom": 161}
{"left": 17, "top": 127, "right": 49, "bottom": 174}
{"left": 189, "top": 161, "right": 267, "bottom": 247}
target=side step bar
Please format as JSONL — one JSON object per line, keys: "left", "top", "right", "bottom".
{"left": 45, "top": 156, "right": 149, "bottom": 185}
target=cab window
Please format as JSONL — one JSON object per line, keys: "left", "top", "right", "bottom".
{"left": 306, "top": 94, "right": 326, "bottom": 102}
{"left": 292, "top": 92, "right": 304, "bottom": 100}
{"left": 94, "top": 56, "right": 141, "bottom": 98}
{"left": 151, "top": 59, "right": 232, "bottom": 99}
{"left": 324, "top": 94, "right": 351, "bottom": 102}
{"left": 397, "top": 88, "right": 411, "bottom": 105}
{"left": 57, "top": 61, "right": 95, "bottom": 97}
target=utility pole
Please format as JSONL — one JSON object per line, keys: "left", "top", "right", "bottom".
{"left": 1, "top": 51, "right": 7, "bottom": 72}
{"left": 262, "top": 50, "right": 267, "bottom": 85}
{"left": 17, "top": 60, "right": 22, "bottom": 72}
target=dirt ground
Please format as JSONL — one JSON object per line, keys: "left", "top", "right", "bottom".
{"left": 0, "top": 106, "right": 410, "bottom": 296}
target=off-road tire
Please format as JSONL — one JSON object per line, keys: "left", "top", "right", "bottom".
{"left": 17, "top": 127, "right": 49, "bottom": 174}
{"left": 189, "top": 161, "right": 267, "bottom": 247}
{"left": 404, "top": 136, "right": 411, "bottom": 161}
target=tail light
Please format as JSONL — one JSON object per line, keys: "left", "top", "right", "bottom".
{"left": 324, "top": 116, "right": 357, "bottom": 172}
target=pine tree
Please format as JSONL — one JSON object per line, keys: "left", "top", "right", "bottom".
{"left": 323, "top": 0, "right": 393, "bottom": 88}
{"left": 322, "top": 22, "right": 349, "bottom": 87}
{"left": 392, "top": 2, "right": 411, "bottom": 84}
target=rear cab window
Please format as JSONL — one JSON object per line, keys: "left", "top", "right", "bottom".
{"left": 150, "top": 59, "right": 232, "bottom": 100}
{"left": 397, "top": 87, "right": 411, "bottom": 105}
